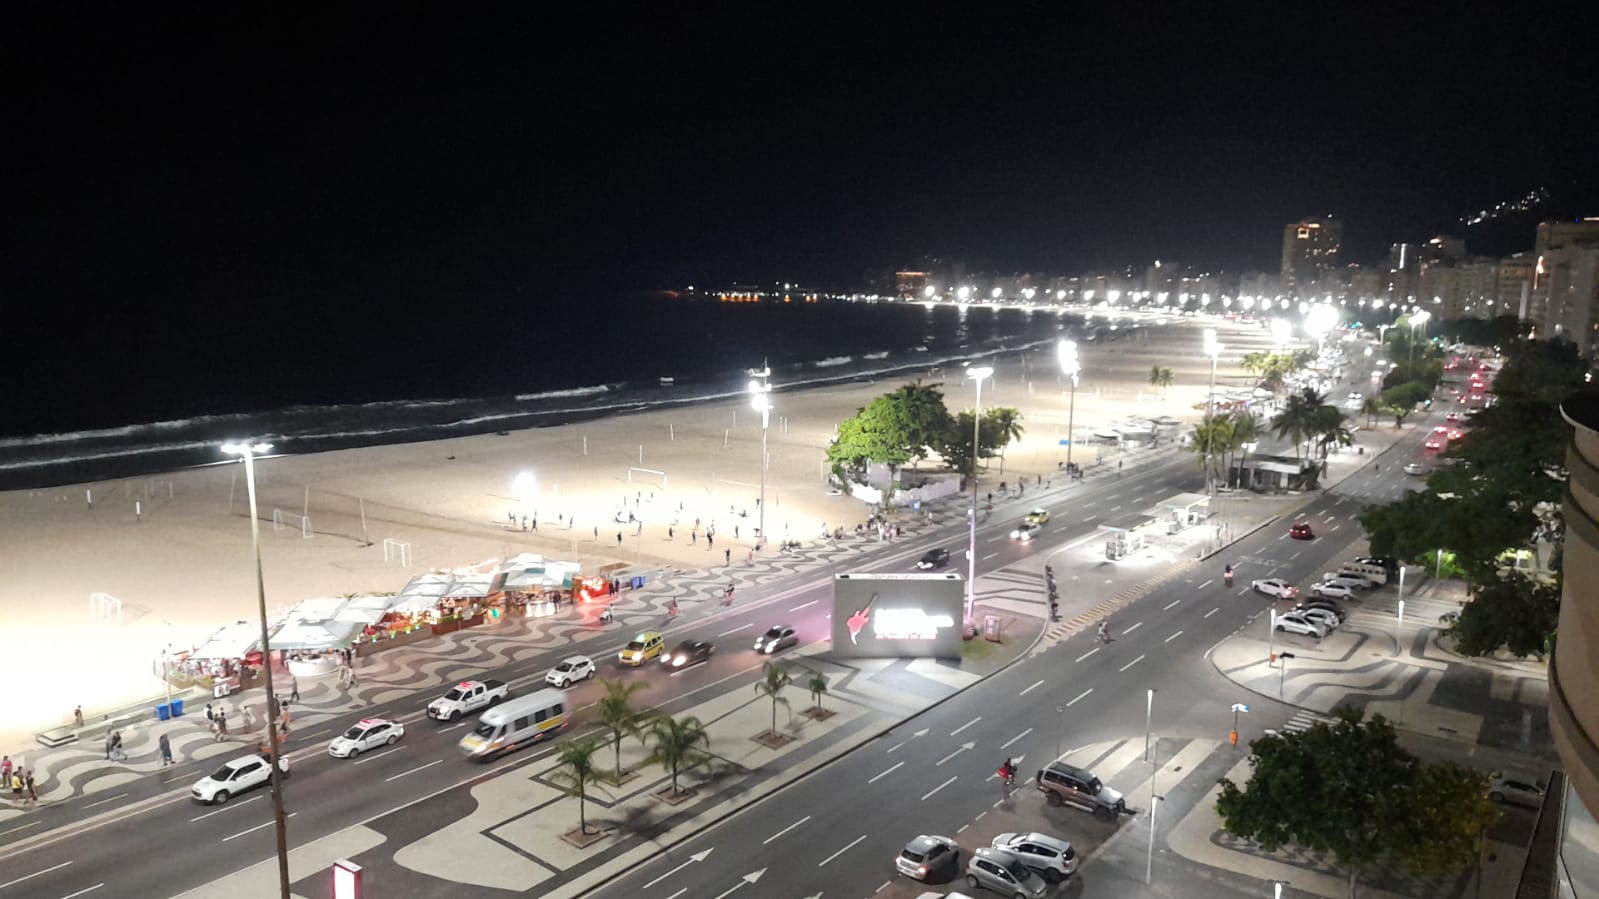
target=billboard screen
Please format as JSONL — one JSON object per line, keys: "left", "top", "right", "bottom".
{"left": 831, "top": 572, "right": 964, "bottom": 659}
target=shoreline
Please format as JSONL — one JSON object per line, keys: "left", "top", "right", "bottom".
{"left": 0, "top": 314, "right": 1276, "bottom": 750}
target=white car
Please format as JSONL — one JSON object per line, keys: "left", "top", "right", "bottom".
{"left": 1322, "top": 573, "right": 1374, "bottom": 591}
{"left": 1251, "top": 578, "right": 1298, "bottom": 599}
{"left": 1274, "top": 612, "right": 1328, "bottom": 638}
{"left": 1311, "top": 581, "right": 1358, "bottom": 600}
{"left": 1295, "top": 607, "right": 1340, "bottom": 631}
{"left": 546, "top": 655, "right": 596, "bottom": 687}
{"left": 1403, "top": 462, "right": 1424, "bottom": 475}
{"left": 191, "top": 753, "right": 290, "bottom": 804}
{"left": 991, "top": 831, "right": 1078, "bottom": 882}
{"left": 1348, "top": 391, "right": 1363, "bottom": 401}
{"left": 1010, "top": 522, "right": 1043, "bottom": 541}
{"left": 329, "top": 717, "right": 404, "bottom": 758}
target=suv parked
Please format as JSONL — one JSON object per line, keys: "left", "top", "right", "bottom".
{"left": 966, "top": 848, "right": 1046, "bottom": 898}
{"left": 1035, "top": 762, "right": 1125, "bottom": 819}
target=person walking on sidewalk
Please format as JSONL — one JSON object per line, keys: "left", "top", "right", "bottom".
{"left": 1, "top": 756, "right": 11, "bottom": 788}
{"left": 158, "top": 733, "right": 174, "bottom": 767}
{"left": 73, "top": 706, "right": 85, "bottom": 730}
{"left": 242, "top": 705, "right": 256, "bottom": 732}
{"left": 290, "top": 677, "right": 300, "bottom": 703}
{"left": 24, "top": 770, "right": 37, "bottom": 806}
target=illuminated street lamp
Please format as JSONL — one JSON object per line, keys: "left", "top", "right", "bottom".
{"left": 749, "top": 364, "right": 773, "bottom": 548}
{"left": 220, "top": 440, "right": 291, "bottom": 899}
{"left": 1057, "top": 340, "right": 1080, "bottom": 473}
{"left": 965, "top": 365, "right": 994, "bottom": 621}
{"left": 1409, "top": 309, "right": 1432, "bottom": 362}
{"left": 512, "top": 471, "right": 536, "bottom": 521}
{"left": 1270, "top": 318, "right": 1292, "bottom": 353}
{"left": 1303, "top": 303, "right": 1340, "bottom": 356}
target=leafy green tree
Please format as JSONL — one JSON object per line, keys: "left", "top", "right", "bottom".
{"left": 825, "top": 383, "right": 956, "bottom": 483}
{"left": 1445, "top": 571, "right": 1561, "bottom": 658}
{"left": 1359, "top": 395, "right": 1384, "bottom": 427}
{"left": 642, "top": 714, "right": 711, "bottom": 797}
{"left": 937, "top": 409, "right": 1004, "bottom": 477}
{"left": 806, "top": 671, "right": 829, "bottom": 714}
{"left": 1217, "top": 710, "right": 1497, "bottom": 899}
{"left": 988, "top": 406, "right": 1025, "bottom": 474}
{"left": 596, "top": 678, "right": 649, "bottom": 781}
{"left": 754, "top": 662, "right": 792, "bottom": 738}
{"left": 1271, "top": 387, "right": 1328, "bottom": 458}
{"left": 1378, "top": 381, "right": 1432, "bottom": 427}
{"left": 548, "top": 735, "right": 609, "bottom": 835}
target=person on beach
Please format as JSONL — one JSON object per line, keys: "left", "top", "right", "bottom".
{"left": 74, "top": 706, "right": 85, "bottom": 729}
{"left": 724, "top": 548, "right": 731, "bottom": 566}
{"left": 593, "top": 526, "right": 599, "bottom": 540}
{"left": 616, "top": 531, "right": 623, "bottom": 546}
{"left": 690, "top": 530, "right": 697, "bottom": 545}
{"left": 706, "top": 532, "right": 714, "bottom": 550}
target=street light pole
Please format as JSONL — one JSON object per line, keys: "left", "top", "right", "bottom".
{"left": 965, "top": 365, "right": 994, "bottom": 623}
{"left": 1058, "top": 340, "right": 1080, "bottom": 474}
{"left": 1203, "top": 329, "right": 1222, "bottom": 495}
{"left": 222, "top": 441, "right": 291, "bottom": 899}
{"left": 1145, "top": 688, "right": 1156, "bottom": 761}
{"left": 1278, "top": 652, "right": 1295, "bottom": 703}
{"left": 748, "top": 365, "right": 772, "bottom": 549}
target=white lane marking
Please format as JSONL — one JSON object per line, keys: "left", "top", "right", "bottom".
{"left": 60, "top": 885, "right": 104, "bottom": 899}
{"left": 82, "top": 793, "right": 127, "bottom": 810}
{"left": 1001, "top": 728, "right": 1033, "bottom": 749}
{"left": 886, "top": 741, "right": 906, "bottom": 754}
{"left": 0, "top": 820, "right": 41, "bottom": 837}
{"left": 716, "top": 623, "right": 752, "bottom": 637}
{"left": 1075, "top": 647, "right": 1099, "bottom": 663}
{"left": 763, "top": 815, "right": 811, "bottom": 844}
{"left": 1120, "top": 622, "right": 1143, "bottom": 636}
{"left": 1278, "top": 532, "right": 1288, "bottom": 540}
{"left": 1165, "top": 630, "right": 1184, "bottom": 643}
{"left": 301, "top": 728, "right": 331, "bottom": 740}
{"left": 1119, "top": 654, "right": 1146, "bottom": 672}
{"left": 957, "top": 823, "right": 970, "bottom": 834}
{"left": 353, "top": 745, "right": 405, "bottom": 765}
{"left": 1067, "top": 688, "right": 1093, "bottom": 707}
{"left": 0, "top": 861, "right": 70, "bottom": 890}
{"left": 987, "top": 534, "right": 1007, "bottom": 543}
{"left": 1290, "top": 551, "right": 1301, "bottom": 560}
{"left": 982, "top": 552, "right": 999, "bottom": 561}
{"left": 920, "top": 776, "right": 957, "bottom": 801}
{"left": 385, "top": 759, "right": 443, "bottom": 782}
{"left": 190, "top": 795, "right": 262, "bottom": 821}
{"left": 818, "top": 833, "right": 868, "bottom": 866}
{"left": 1197, "top": 579, "right": 1213, "bottom": 589}
{"left": 789, "top": 600, "right": 818, "bottom": 612}
{"left": 1331, "top": 524, "right": 1342, "bottom": 532}
{"left": 874, "top": 881, "right": 890, "bottom": 894}
{"left": 950, "top": 716, "right": 981, "bottom": 736}
{"left": 1019, "top": 679, "right": 1045, "bottom": 696}
{"left": 1163, "top": 599, "right": 1181, "bottom": 610}
{"left": 868, "top": 761, "right": 904, "bottom": 784}
{"left": 1083, "top": 514, "right": 1098, "bottom": 522}
{"left": 667, "top": 889, "right": 687, "bottom": 899}
{"left": 1204, "top": 607, "right": 1219, "bottom": 618}
{"left": 222, "top": 812, "right": 297, "bottom": 842}
{"left": 442, "top": 721, "right": 470, "bottom": 731}
{"left": 1109, "top": 504, "right": 1123, "bottom": 512}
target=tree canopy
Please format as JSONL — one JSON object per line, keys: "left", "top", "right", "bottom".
{"left": 1217, "top": 709, "right": 1497, "bottom": 898}
{"left": 828, "top": 380, "right": 1024, "bottom": 481}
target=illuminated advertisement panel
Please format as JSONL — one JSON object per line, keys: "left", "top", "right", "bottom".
{"left": 831, "top": 572, "right": 964, "bottom": 659}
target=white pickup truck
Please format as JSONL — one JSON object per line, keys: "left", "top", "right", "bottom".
{"left": 427, "top": 679, "right": 509, "bottom": 721}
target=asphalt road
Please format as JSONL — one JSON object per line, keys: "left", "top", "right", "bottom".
{"left": 586, "top": 418, "right": 1440, "bottom": 899}
{"left": 0, "top": 448, "right": 1208, "bottom": 899}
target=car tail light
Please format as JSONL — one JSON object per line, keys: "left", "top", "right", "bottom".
{"left": 917, "top": 864, "right": 928, "bottom": 877}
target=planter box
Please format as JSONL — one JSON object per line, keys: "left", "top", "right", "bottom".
{"left": 431, "top": 619, "right": 463, "bottom": 636}
{"left": 362, "top": 627, "right": 432, "bottom": 655}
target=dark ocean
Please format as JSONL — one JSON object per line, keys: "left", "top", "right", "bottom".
{"left": 1, "top": 298, "right": 1098, "bottom": 490}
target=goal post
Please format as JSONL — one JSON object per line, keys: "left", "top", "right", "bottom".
{"left": 626, "top": 467, "right": 668, "bottom": 489}
{"left": 272, "top": 509, "right": 314, "bottom": 539}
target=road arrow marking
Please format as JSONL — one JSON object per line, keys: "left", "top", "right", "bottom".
{"left": 643, "top": 848, "right": 713, "bottom": 889}
{"left": 712, "top": 869, "right": 766, "bottom": 899}
{"left": 938, "top": 742, "right": 976, "bottom": 766}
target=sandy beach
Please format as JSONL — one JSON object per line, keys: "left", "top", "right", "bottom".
{"left": 0, "top": 314, "right": 1275, "bottom": 751}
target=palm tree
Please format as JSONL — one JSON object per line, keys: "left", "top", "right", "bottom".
{"left": 754, "top": 662, "right": 792, "bottom": 738}
{"left": 988, "top": 407, "right": 1025, "bottom": 474}
{"left": 1149, "top": 364, "right": 1166, "bottom": 391}
{"left": 1360, "top": 395, "right": 1383, "bottom": 428}
{"left": 1271, "top": 387, "right": 1326, "bottom": 459}
{"left": 642, "top": 714, "right": 711, "bottom": 798}
{"left": 1187, "top": 417, "right": 1230, "bottom": 491}
{"left": 1312, "top": 405, "right": 1354, "bottom": 466}
{"left": 596, "top": 678, "right": 649, "bottom": 781}
{"left": 548, "top": 735, "right": 607, "bottom": 835}
{"left": 1229, "top": 410, "right": 1264, "bottom": 489}
{"left": 806, "top": 672, "right": 829, "bottom": 715}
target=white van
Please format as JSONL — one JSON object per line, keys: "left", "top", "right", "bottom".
{"left": 1338, "top": 562, "right": 1389, "bottom": 586}
{"left": 458, "top": 688, "right": 569, "bottom": 760}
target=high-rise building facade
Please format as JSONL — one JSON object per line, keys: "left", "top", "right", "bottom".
{"left": 1280, "top": 217, "right": 1343, "bottom": 295}
{"left": 1554, "top": 394, "right": 1599, "bottom": 897}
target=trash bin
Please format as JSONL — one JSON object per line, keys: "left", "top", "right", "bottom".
{"left": 170, "top": 698, "right": 184, "bottom": 717}
{"left": 156, "top": 704, "right": 171, "bottom": 722}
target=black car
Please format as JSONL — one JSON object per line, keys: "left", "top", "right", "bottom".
{"left": 917, "top": 548, "right": 952, "bottom": 570}
{"left": 663, "top": 640, "right": 714, "bottom": 669}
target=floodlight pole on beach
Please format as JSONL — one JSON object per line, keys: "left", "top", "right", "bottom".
{"left": 748, "top": 364, "right": 772, "bottom": 549}
{"left": 1203, "top": 329, "right": 1223, "bottom": 495}
{"left": 965, "top": 365, "right": 994, "bottom": 622}
{"left": 221, "top": 441, "right": 291, "bottom": 899}
{"left": 1058, "top": 340, "right": 1079, "bottom": 472}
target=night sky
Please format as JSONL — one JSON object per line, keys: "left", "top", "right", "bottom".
{"left": 6, "top": 6, "right": 1597, "bottom": 431}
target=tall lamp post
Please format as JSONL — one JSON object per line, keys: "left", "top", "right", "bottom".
{"left": 748, "top": 364, "right": 772, "bottom": 549}
{"left": 1203, "top": 329, "right": 1223, "bottom": 494}
{"left": 1058, "top": 340, "right": 1080, "bottom": 473}
{"left": 221, "top": 441, "right": 291, "bottom": 899}
{"left": 965, "top": 365, "right": 994, "bottom": 622}
{"left": 1409, "top": 310, "right": 1432, "bottom": 363}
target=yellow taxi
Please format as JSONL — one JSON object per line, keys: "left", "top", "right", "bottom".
{"left": 619, "top": 631, "right": 665, "bottom": 666}
{"left": 1024, "top": 507, "right": 1051, "bottom": 526}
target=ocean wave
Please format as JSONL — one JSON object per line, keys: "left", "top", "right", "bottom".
{"left": 514, "top": 384, "right": 613, "bottom": 402}
{"left": 812, "top": 356, "right": 853, "bottom": 368}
